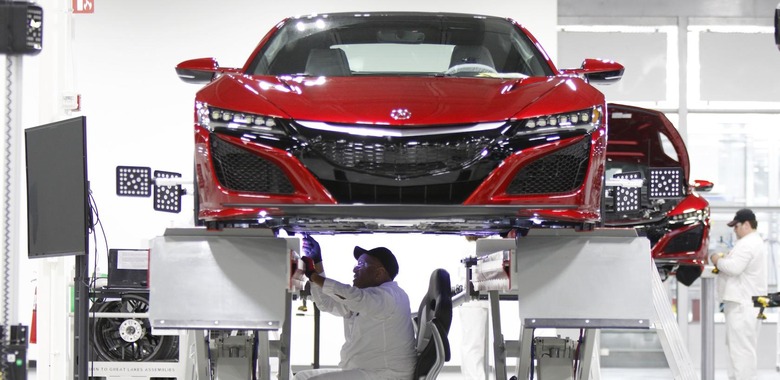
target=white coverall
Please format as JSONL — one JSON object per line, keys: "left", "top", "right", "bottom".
{"left": 458, "top": 238, "right": 490, "bottom": 379}
{"left": 294, "top": 275, "right": 416, "bottom": 380}
{"left": 716, "top": 231, "right": 768, "bottom": 380}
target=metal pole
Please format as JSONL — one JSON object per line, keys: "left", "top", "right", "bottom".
{"left": 74, "top": 254, "right": 89, "bottom": 380}
{"left": 313, "top": 304, "right": 320, "bottom": 369}
{"left": 489, "top": 290, "right": 507, "bottom": 380}
{"left": 278, "top": 292, "right": 292, "bottom": 380}
{"left": 700, "top": 276, "right": 716, "bottom": 380}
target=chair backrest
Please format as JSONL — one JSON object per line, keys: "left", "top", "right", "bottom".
{"left": 413, "top": 269, "right": 452, "bottom": 380}
{"left": 449, "top": 45, "right": 495, "bottom": 69}
{"left": 304, "top": 48, "right": 351, "bottom": 76}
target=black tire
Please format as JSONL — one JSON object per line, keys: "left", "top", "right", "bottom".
{"left": 194, "top": 167, "right": 204, "bottom": 227}
{"left": 90, "top": 294, "right": 178, "bottom": 362}
{"left": 675, "top": 265, "right": 703, "bottom": 287}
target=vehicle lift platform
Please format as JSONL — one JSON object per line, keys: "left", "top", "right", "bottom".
{"left": 142, "top": 227, "right": 696, "bottom": 380}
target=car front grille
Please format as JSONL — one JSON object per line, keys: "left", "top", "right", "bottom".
{"left": 318, "top": 179, "right": 483, "bottom": 204}
{"left": 506, "top": 137, "right": 590, "bottom": 194}
{"left": 210, "top": 136, "right": 295, "bottom": 194}
{"left": 309, "top": 135, "right": 493, "bottom": 179}
{"left": 663, "top": 223, "right": 704, "bottom": 254}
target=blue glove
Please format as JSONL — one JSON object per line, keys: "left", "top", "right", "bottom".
{"left": 302, "top": 235, "right": 322, "bottom": 264}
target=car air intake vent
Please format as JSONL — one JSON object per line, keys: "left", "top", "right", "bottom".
{"left": 210, "top": 136, "right": 295, "bottom": 194}
{"left": 506, "top": 137, "right": 590, "bottom": 194}
{"left": 309, "top": 136, "right": 493, "bottom": 179}
{"left": 319, "top": 179, "right": 482, "bottom": 204}
{"left": 664, "top": 224, "right": 704, "bottom": 254}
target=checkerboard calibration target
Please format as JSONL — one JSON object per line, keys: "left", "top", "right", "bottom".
{"left": 614, "top": 171, "right": 641, "bottom": 212}
{"left": 116, "top": 166, "right": 151, "bottom": 197}
{"left": 153, "top": 170, "right": 182, "bottom": 213}
{"left": 649, "top": 168, "right": 684, "bottom": 199}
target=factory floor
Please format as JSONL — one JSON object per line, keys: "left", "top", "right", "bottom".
{"left": 434, "top": 366, "right": 780, "bottom": 379}
{"left": 26, "top": 366, "right": 780, "bottom": 379}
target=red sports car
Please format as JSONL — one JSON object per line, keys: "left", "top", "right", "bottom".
{"left": 176, "top": 12, "right": 624, "bottom": 234}
{"left": 603, "top": 104, "right": 712, "bottom": 285}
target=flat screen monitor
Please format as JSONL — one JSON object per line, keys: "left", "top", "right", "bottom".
{"left": 25, "top": 116, "right": 89, "bottom": 258}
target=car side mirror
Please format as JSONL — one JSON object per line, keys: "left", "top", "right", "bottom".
{"left": 561, "top": 58, "right": 624, "bottom": 84}
{"left": 176, "top": 57, "right": 220, "bottom": 84}
{"left": 693, "top": 179, "right": 714, "bottom": 192}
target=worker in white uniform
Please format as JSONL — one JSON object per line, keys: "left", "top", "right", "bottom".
{"left": 295, "top": 236, "right": 417, "bottom": 380}
{"left": 710, "top": 208, "right": 768, "bottom": 380}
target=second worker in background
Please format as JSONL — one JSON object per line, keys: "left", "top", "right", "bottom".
{"left": 710, "top": 208, "right": 768, "bottom": 380}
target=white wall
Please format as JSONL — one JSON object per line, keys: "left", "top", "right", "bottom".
{"left": 8, "top": 0, "right": 556, "bottom": 376}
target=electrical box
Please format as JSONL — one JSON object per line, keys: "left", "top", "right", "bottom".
{"left": 0, "top": 2, "right": 43, "bottom": 55}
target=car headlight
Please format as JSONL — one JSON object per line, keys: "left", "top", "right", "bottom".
{"left": 196, "top": 103, "right": 285, "bottom": 135}
{"left": 669, "top": 207, "right": 709, "bottom": 224}
{"left": 511, "top": 106, "right": 602, "bottom": 136}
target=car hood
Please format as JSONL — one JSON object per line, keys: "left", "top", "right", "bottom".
{"left": 201, "top": 74, "right": 605, "bottom": 126}
{"left": 607, "top": 103, "right": 690, "bottom": 179}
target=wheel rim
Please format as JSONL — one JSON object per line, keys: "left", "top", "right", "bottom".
{"left": 91, "top": 294, "right": 166, "bottom": 361}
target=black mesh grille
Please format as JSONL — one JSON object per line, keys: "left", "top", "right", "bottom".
{"left": 310, "top": 136, "right": 493, "bottom": 178}
{"left": 319, "top": 179, "right": 482, "bottom": 204}
{"left": 663, "top": 224, "right": 704, "bottom": 254}
{"left": 210, "top": 136, "right": 295, "bottom": 194}
{"left": 506, "top": 137, "right": 590, "bottom": 194}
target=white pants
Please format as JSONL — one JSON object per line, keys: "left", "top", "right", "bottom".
{"left": 459, "top": 301, "right": 489, "bottom": 380}
{"left": 724, "top": 301, "right": 761, "bottom": 380}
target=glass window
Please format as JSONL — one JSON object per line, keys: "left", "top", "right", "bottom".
{"left": 250, "top": 13, "right": 554, "bottom": 78}
{"left": 557, "top": 26, "right": 678, "bottom": 108}
{"left": 687, "top": 113, "right": 780, "bottom": 206}
{"left": 690, "top": 26, "right": 780, "bottom": 106}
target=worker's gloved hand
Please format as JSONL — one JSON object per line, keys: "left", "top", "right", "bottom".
{"left": 300, "top": 256, "right": 316, "bottom": 279}
{"left": 302, "top": 235, "right": 322, "bottom": 264}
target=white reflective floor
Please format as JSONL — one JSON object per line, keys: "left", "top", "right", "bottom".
{"left": 26, "top": 367, "right": 780, "bottom": 379}
{"left": 435, "top": 367, "right": 780, "bottom": 379}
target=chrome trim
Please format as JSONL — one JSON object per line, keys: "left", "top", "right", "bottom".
{"left": 296, "top": 121, "right": 506, "bottom": 137}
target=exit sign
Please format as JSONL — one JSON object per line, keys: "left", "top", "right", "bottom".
{"left": 73, "top": 0, "right": 93, "bottom": 14}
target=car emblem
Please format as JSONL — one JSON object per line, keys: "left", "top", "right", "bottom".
{"left": 390, "top": 108, "right": 412, "bottom": 120}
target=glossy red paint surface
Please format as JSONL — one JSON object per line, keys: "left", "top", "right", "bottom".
{"left": 194, "top": 127, "right": 337, "bottom": 220}
{"left": 607, "top": 103, "right": 690, "bottom": 179}
{"left": 192, "top": 76, "right": 608, "bottom": 222}
{"left": 652, "top": 191, "right": 710, "bottom": 265}
{"left": 605, "top": 104, "right": 709, "bottom": 269}
{"left": 185, "top": 12, "right": 617, "bottom": 228}
{"left": 652, "top": 218, "right": 710, "bottom": 265}
{"left": 197, "top": 75, "right": 604, "bottom": 127}
{"left": 464, "top": 133, "right": 605, "bottom": 223}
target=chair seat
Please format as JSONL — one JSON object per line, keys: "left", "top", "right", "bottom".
{"left": 413, "top": 269, "right": 452, "bottom": 380}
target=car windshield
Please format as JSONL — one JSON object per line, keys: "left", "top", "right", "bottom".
{"left": 248, "top": 13, "right": 554, "bottom": 78}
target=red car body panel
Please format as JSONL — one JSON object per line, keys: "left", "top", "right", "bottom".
{"left": 198, "top": 75, "right": 604, "bottom": 126}
{"left": 181, "top": 12, "right": 624, "bottom": 233}
{"left": 654, "top": 192, "right": 711, "bottom": 265}
{"left": 605, "top": 104, "right": 710, "bottom": 278}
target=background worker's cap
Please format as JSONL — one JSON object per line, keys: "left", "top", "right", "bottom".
{"left": 354, "top": 246, "right": 399, "bottom": 279}
{"left": 727, "top": 208, "right": 756, "bottom": 227}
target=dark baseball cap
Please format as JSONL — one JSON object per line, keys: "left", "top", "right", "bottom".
{"left": 727, "top": 208, "right": 756, "bottom": 227}
{"left": 354, "top": 246, "right": 399, "bottom": 279}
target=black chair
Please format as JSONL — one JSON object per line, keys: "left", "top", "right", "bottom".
{"left": 304, "top": 48, "right": 351, "bottom": 76}
{"left": 413, "top": 269, "right": 453, "bottom": 380}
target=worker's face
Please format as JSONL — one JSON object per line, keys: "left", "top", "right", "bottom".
{"left": 733, "top": 221, "right": 751, "bottom": 239}
{"left": 353, "top": 254, "right": 386, "bottom": 288}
